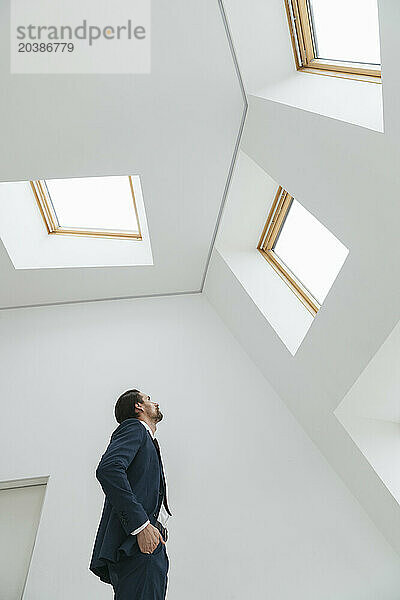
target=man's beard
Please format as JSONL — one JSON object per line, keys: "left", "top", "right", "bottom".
{"left": 155, "top": 409, "right": 163, "bottom": 423}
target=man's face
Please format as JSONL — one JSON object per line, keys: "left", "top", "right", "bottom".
{"left": 137, "top": 392, "right": 163, "bottom": 423}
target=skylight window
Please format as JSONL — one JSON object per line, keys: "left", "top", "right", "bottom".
{"left": 31, "top": 175, "right": 142, "bottom": 240}
{"left": 285, "top": 0, "right": 381, "bottom": 82}
{"left": 258, "top": 187, "right": 349, "bottom": 316}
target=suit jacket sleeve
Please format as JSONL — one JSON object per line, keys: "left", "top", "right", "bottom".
{"left": 96, "top": 419, "right": 149, "bottom": 535}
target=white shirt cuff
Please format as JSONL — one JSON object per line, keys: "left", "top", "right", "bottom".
{"left": 130, "top": 519, "right": 150, "bottom": 535}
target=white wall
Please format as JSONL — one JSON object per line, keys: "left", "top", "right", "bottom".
{"left": 0, "top": 481, "right": 47, "bottom": 600}
{"left": 336, "top": 318, "right": 400, "bottom": 503}
{"left": 0, "top": 295, "right": 399, "bottom": 599}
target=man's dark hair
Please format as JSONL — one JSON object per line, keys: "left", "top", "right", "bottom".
{"left": 114, "top": 389, "right": 144, "bottom": 424}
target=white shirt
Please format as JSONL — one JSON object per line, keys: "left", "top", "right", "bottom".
{"left": 130, "top": 419, "right": 171, "bottom": 535}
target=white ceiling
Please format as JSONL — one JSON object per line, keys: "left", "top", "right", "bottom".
{"left": 0, "top": 0, "right": 398, "bottom": 566}
{"left": 206, "top": 0, "right": 400, "bottom": 555}
{"left": 0, "top": 0, "right": 246, "bottom": 308}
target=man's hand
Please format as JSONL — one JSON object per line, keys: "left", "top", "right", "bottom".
{"left": 137, "top": 523, "right": 165, "bottom": 554}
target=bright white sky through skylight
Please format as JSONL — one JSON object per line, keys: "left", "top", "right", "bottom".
{"left": 45, "top": 176, "right": 139, "bottom": 233}
{"left": 309, "top": 0, "right": 381, "bottom": 65}
{"left": 273, "top": 200, "right": 349, "bottom": 305}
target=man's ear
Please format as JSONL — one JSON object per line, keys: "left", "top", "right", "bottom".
{"left": 135, "top": 402, "right": 143, "bottom": 413}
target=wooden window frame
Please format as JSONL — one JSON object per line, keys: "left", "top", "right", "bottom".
{"left": 284, "top": 0, "right": 381, "bottom": 83}
{"left": 257, "top": 186, "right": 320, "bottom": 317}
{"left": 30, "top": 176, "right": 142, "bottom": 241}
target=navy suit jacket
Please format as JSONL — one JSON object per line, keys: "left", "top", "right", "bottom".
{"left": 89, "top": 418, "right": 168, "bottom": 584}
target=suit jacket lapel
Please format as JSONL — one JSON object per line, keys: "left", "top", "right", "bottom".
{"left": 147, "top": 431, "right": 166, "bottom": 488}
{"left": 146, "top": 431, "right": 172, "bottom": 514}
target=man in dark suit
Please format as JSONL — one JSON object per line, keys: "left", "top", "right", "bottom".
{"left": 89, "top": 389, "right": 172, "bottom": 599}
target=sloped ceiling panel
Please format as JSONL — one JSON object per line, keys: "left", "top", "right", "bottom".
{"left": 0, "top": 0, "right": 246, "bottom": 308}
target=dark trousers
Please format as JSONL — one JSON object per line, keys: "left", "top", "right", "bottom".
{"left": 108, "top": 540, "right": 169, "bottom": 599}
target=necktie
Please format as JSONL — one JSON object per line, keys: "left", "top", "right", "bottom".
{"left": 152, "top": 437, "right": 172, "bottom": 516}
